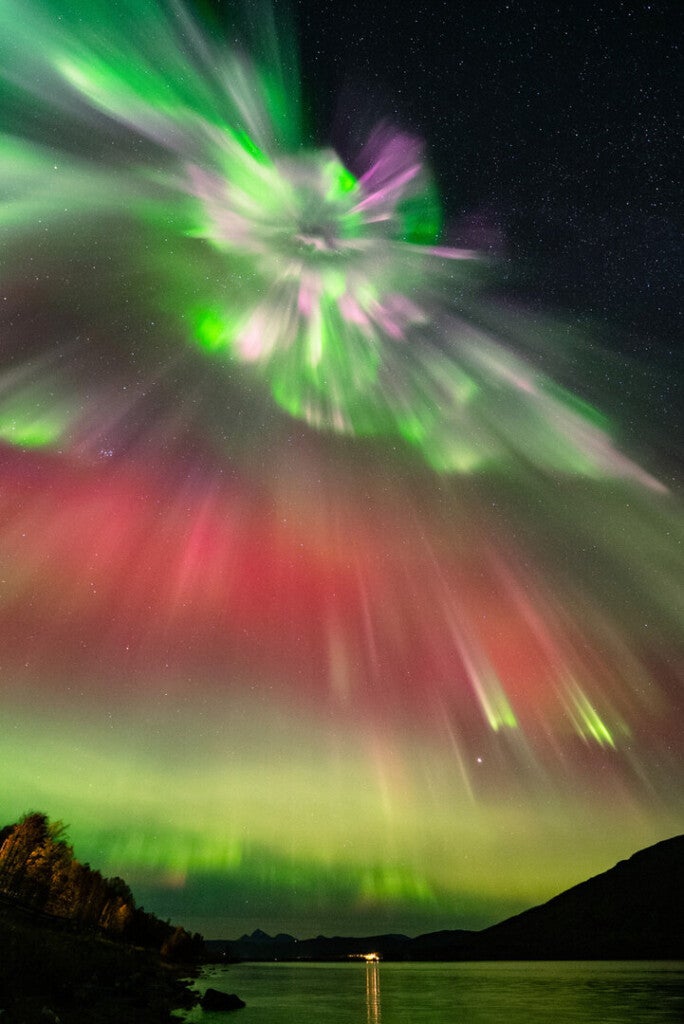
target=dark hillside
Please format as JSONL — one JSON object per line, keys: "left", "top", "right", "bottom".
{"left": 472, "top": 834, "right": 684, "bottom": 959}
{"left": 0, "top": 896, "right": 197, "bottom": 1023}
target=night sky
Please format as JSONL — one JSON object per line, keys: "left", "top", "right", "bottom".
{"left": 0, "top": 0, "right": 681, "bottom": 939}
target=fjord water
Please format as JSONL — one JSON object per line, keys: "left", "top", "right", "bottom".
{"left": 185, "top": 960, "right": 684, "bottom": 1023}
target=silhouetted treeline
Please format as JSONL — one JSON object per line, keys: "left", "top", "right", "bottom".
{"left": 0, "top": 812, "right": 204, "bottom": 961}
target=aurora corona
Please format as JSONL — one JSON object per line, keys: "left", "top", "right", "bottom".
{"left": 0, "top": 0, "right": 681, "bottom": 939}
{"left": 0, "top": 0, "right": 666, "bottom": 484}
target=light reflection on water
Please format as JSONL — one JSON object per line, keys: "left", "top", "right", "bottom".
{"left": 184, "top": 960, "right": 684, "bottom": 1024}
{"left": 366, "top": 962, "right": 380, "bottom": 1024}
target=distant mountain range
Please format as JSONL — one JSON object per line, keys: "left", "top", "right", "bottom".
{"left": 209, "top": 835, "right": 684, "bottom": 961}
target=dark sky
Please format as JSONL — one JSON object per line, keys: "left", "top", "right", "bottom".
{"left": 288, "top": 0, "right": 680, "bottom": 340}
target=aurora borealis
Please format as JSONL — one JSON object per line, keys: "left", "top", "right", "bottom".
{"left": 0, "top": 0, "right": 681, "bottom": 939}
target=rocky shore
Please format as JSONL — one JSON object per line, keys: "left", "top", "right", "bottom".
{"left": 0, "top": 898, "right": 198, "bottom": 1024}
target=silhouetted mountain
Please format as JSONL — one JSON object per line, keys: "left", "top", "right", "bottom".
{"left": 218, "top": 835, "right": 684, "bottom": 961}
{"left": 472, "top": 833, "right": 684, "bottom": 959}
{"left": 208, "top": 930, "right": 418, "bottom": 961}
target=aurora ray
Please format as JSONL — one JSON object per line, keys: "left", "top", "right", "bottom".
{"left": 0, "top": 0, "right": 668, "bottom": 486}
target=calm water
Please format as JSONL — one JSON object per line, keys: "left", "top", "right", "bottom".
{"left": 182, "top": 960, "right": 684, "bottom": 1024}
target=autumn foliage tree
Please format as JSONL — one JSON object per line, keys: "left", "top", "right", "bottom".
{"left": 0, "top": 812, "right": 204, "bottom": 959}
{"left": 0, "top": 813, "right": 71, "bottom": 908}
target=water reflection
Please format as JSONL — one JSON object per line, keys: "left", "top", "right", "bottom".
{"left": 366, "top": 962, "right": 381, "bottom": 1023}
{"left": 189, "top": 960, "right": 684, "bottom": 1024}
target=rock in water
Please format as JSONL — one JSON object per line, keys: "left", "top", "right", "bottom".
{"left": 200, "top": 988, "right": 246, "bottom": 1011}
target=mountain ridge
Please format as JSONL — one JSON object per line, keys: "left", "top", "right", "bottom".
{"left": 211, "top": 834, "right": 684, "bottom": 961}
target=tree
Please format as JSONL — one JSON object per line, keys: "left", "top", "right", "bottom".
{"left": 0, "top": 812, "right": 205, "bottom": 960}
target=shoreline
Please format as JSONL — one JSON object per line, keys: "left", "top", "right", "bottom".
{"left": 0, "top": 899, "right": 200, "bottom": 1024}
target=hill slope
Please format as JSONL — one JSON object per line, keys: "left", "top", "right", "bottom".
{"left": 470, "top": 834, "right": 684, "bottom": 959}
